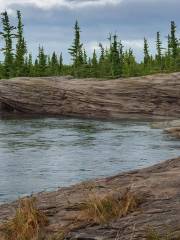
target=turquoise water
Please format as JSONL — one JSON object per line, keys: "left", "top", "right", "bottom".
{"left": 0, "top": 116, "right": 179, "bottom": 204}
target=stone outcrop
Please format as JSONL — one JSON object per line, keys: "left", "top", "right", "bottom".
{"left": 165, "top": 127, "right": 180, "bottom": 138}
{"left": 151, "top": 120, "right": 180, "bottom": 138}
{"left": 1, "top": 157, "right": 180, "bottom": 239}
{"left": 0, "top": 72, "right": 180, "bottom": 119}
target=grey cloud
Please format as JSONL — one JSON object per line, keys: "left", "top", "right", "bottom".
{"left": 3, "top": 0, "right": 179, "bottom": 63}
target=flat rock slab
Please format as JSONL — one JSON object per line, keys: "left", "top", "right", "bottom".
{"left": 0, "top": 157, "right": 180, "bottom": 239}
{"left": 0, "top": 72, "right": 180, "bottom": 119}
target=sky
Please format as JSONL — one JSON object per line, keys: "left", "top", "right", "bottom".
{"left": 0, "top": 0, "right": 179, "bottom": 63}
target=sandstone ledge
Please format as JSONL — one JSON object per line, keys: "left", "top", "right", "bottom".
{"left": 0, "top": 157, "right": 180, "bottom": 239}
{"left": 0, "top": 72, "right": 179, "bottom": 119}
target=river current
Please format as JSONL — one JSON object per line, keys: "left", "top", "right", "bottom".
{"left": 0, "top": 115, "right": 179, "bottom": 204}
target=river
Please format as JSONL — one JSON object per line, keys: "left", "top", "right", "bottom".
{"left": 0, "top": 115, "right": 179, "bottom": 204}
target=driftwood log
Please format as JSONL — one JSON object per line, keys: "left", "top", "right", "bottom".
{"left": 0, "top": 72, "right": 179, "bottom": 119}
{"left": 0, "top": 157, "right": 180, "bottom": 239}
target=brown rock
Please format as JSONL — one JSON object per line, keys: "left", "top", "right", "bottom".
{"left": 0, "top": 157, "right": 180, "bottom": 239}
{"left": 165, "top": 127, "right": 180, "bottom": 138}
{"left": 0, "top": 72, "right": 180, "bottom": 119}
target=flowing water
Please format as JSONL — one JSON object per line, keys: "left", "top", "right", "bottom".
{"left": 0, "top": 115, "right": 179, "bottom": 204}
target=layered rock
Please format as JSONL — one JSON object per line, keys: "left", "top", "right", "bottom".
{"left": 0, "top": 72, "right": 179, "bottom": 119}
{"left": 1, "top": 157, "right": 180, "bottom": 239}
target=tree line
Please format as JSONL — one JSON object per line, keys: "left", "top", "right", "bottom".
{"left": 0, "top": 11, "right": 179, "bottom": 79}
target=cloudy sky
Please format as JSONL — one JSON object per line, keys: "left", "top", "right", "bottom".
{"left": 1, "top": 0, "right": 179, "bottom": 62}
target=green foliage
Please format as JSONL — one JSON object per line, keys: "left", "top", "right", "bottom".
{"left": 170, "top": 21, "right": 178, "bottom": 59}
{"left": 144, "top": 38, "right": 150, "bottom": 66}
{"left": 0, "top": 12, "right": 179, "bottom": 80}
{"left": 15, "top": 10, "right": 27, "bottom": 77}
{"left": 51, "top": 51, "right": 59, "bottom": 75}
{"left": 37, "top": 46, "right": 47, "bottom": 76}
{"left": 59, "top": 53, "right": 63, "bottom": 74}
{"left": 109, "top": 34, "right": 122, "bottom": 78}
{"left": 68, "top": 20, "right": 84, "bottom": 76}
{"left": 0, "top": 11, "right": 16, "bottom": 78}
{"left": 156, "top": 32, "right": 162, "bottom": 69}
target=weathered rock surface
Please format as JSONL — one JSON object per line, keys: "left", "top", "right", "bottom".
{"left": 0, "top": 72, "right": 180, "bottom": 119}
{"left": 1, "top": 157, "right": 180, "bottom": 239}
{"left": 165, "top": 127, "right": 180, "bottom": 138}
{"left": 150, "top": 120, "right": 180, "bottom": 138}
{"left": 151, "top": 120, "right": 180, "bottom": 129}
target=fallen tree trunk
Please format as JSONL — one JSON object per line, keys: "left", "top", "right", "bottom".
{"left": 0, "top": 72, "right": 179, "bottom": 119}
{"left": 0, "top": 157, "right": 180, "bottom": 239}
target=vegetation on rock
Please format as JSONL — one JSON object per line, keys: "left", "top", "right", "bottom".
{"left": 0, "top": 198, "right": 48, "bottom": 240}
{"left": 79, "top": 189, "right": 139, "bottom": 224}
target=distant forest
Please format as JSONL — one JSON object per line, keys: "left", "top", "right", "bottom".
{"left": 0, "top": 10, "right": 179, "bottom": 79}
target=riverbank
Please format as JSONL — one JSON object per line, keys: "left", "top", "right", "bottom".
{"left": 0, "top": 156, "right": 180, "bottom": 239}
{"left": 0, "top": 72, "right": 179, "bottom": 119}
{"left": 0, "top": 73, "right": 180, "bottom": 239}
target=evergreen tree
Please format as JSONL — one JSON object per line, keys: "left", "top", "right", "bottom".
{"left": 27, "top": 53, "right": 33, "bottom": 76}
{"left": 83, "top": 49, "right": 88, "bottom": 64}
{"left": 0, "top": 14, "right": 179, "bottom": 80}
{"left": 0, "top": 11, "right": 16, "bottom": 78}
{"left": 33, "top": 58, "right": 38, "bottom": 76}
{"left": 109, "top": 34, "right": 121, "bottom": 77}
{"left": 51, "top": 51, "right": 58, "bottom": 75}
{"left": 99, "top": 43, "right": 105, "bottom": 63}
{"left": 156, "top": 32, "right": 162, "bottom": 66}
{"left": 123, "top": 49, "right": 136, "bottom": 77}
{"left": 68, "top": 21, "right": 83, "bottom": 69}
{"left": 91, "top": 49, "right": 98, "bottom": 77}
{"left": 167, "top": 34, "right": 171, "bottom": 56}
{"left": 98, "top": 43, "right": 110, "bottom": 77}
{"left": 144, "top": 38, "right": 150, "bottom": 66}
{"left": 59, "top": 53, "right": 63, "bottom": 74}
{"left": 92, "top": 49, "right": 98, "bottom": 66}
{"left": 15, "top": 10, "right": 27, "bottom": 76}
{"left": 37, "top": 46, "right": 47, "bottom": 76}
{"left": 170, "top": 21, "right": 178, "bottom": 59}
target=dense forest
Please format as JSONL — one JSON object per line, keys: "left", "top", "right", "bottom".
{"left": 0, "top": 10, "right": 179, "bottom": 79}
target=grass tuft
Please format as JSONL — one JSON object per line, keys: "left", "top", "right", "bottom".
{"left": 79, "top": 189, "right": 140, "bottom": 224}
{"left": 0, "top": 197, "right": 48, "bottom": 240}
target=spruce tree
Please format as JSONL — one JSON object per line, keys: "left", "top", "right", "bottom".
{"left": 15, "top": 10, "right": 27, "bottom": 76}
{"left": 92, "top": 49, "right": 98, "bottom": 66}
{"left": 59, "top": 53, "right": 63, "bottom": 74}
{"left": 33, "top": 58, "right": 38, "bottom": 76}
{"left": 51, "top": 51, "right": 58, "bottom": 75}
{"left": 170, "top": 21, "right": 178, "bottom": 59}
{"left": 68, "top": 21, "right": 83, "bottom": 70}
{"left": 156, "top": 32, "right": 162, "bottom": 66}
{"left": 91, "top": 49, "right": 98, "bottom": 77}
{"left": 144, "top": 38, "right": 150, "bottom": 66}
{"left": 110, "top": 34, "right": 121, "bottom": 77}
{"left": 99, "top": 43, "right": 105, "bottom": 63}
{"left": 123, "top": 49, "right": 136, "bottom": 77}
{"left": 37, "top": 46, "right": 47, "bottom": 76}
{"left": 0, "top": 11, "right": 16, "bottom": 78}
{"left": 27, "top": 54, "right": 33, "bottom": 76}
{"left": 83, "top": 49, "right": 87, "bottom": 64}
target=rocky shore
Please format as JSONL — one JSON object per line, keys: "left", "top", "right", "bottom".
{"left": 0, "top": 157, "right": 180, "bottom": 239}
{"left": 0, "top": 72, "right": 179, "bottom": 119}
{"left": 0, "top": 73, "right": 180, "bottom": 239}
{"left": 151, "top": 120, "right": 180, "bottom": 139}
